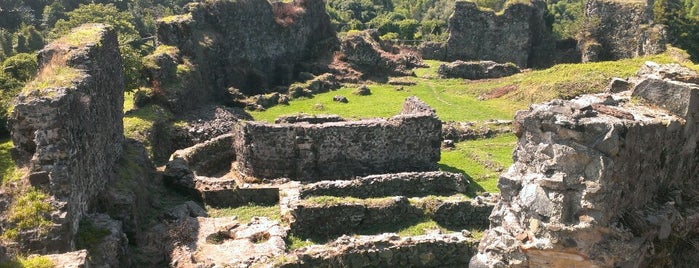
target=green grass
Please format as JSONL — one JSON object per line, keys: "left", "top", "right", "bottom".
{"left": 1, "top": 187, "right": 53, "bottom": 241}
{"left": 286, "top": 234, "right": 315, "bottom": 250}
{"left": 439, "top": 134, "right": 517, "bottom": 194}
{"left": 303, "top": 196, "right": 395, "bottom": 207}
{"left": 55, "top": 24, "right": 104, "bottom": 47}
{"left": 206, "top": 204, "right": 281, "bottom": 223}
{"left": 76, "top": 219, "right": 110, "bottom": 251}
{"left": 252, "top": 49, "right": 698, "bottom": 124}
{"left": 0, "top": 255, "right": 55, "bottom": 268}
{"left": 22, "top": 65, "right": 82, "bottom": 94}
{"left": 250, "top": 81, "right": 522, "bottom": 122}
{"left": 397, "top": 219, "right": 450, "bottom": 236}
{"left": 1, "top": 138, "right": 15, "bottom": 182}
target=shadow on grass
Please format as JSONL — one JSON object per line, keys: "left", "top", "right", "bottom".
{"left": 439, "top": 163, "right": 486, "bottom": 197}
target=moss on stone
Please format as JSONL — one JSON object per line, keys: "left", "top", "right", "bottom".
{"left": 1, "top": 187, "right": 53, "bottom": 241}
{"left": 76, "top": 219, "right": 110, "bottom": 251}
{"left": 55, "top": 24, "right": 105, "bottom": 47}
{"left": 160, "top": 14, "right": 193, "bottom": 24}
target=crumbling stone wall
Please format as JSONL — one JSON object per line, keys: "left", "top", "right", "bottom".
{"left": 233, "top": 97, "right": 441, "bottom": 181}
{"left": 154, "top": 0, "right": 337, "bottom": 106}
{"left": 472, "top": 62, "right": 699, "bottom": 267}
{"left": 299, "top": 172, "right": 469, "bottom": 199}
{"left": 280, "top": 233, "right": 478, "bottom": 267}
{"left": 9, "top": 24, "right": 124, "bottom": 251}
{"left": 581, "top": 0, "right": 666, "bottom": 62}
{"left": 442, "top": 1, "right": 554, "bottom": 68}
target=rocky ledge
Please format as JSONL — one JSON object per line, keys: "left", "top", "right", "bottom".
{"left": 472, "top": 62, "right": 699, "bottom": 267}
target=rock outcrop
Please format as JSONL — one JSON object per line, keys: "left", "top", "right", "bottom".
{"left": 580, "top": 0, "right": 667, "bottom": 62}
{"left": 150, "top": 0, "right": 337, "bottom": 111}
{"left": 7, "top": 23, "right": 124, "bottom": 252}
{"left": 338, "top": 30, "right": 423, "bottom": 79}
{"left": 438, "top": 61, "right": 520, "bottom": 80}
{"left": 471, "top": 62, "right": 699, "bottom": 267}
{"left": 441, "top": 1, "right": 554, "bottom": 68}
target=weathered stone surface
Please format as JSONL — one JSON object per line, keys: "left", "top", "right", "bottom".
{"left": 8, "top": 24, "right": 124, "bottom": 252}
{"left": 299, "top": 171, "right": 469, "bottom": 199}
{"left": 339, "top": 30, "right": 423, "bottom": 78}
{"left": 444, "top": 1, "right": 554, "bottom": 68}
{"left": 606, "top": 77, "right": 632, "bottom": 93}
{"left": 275, "top": 114, "right": 345, "bottom": 124}
{"left": 82, "top": 213, "right": 128, "bottom": 268}
{"left": 288, "top": 196, "right": 423, "bottom": 239}
{"left": 287, "top": 73, "right": 341, "bottom": 99}
{"left": 280, "top": 233, "right": 479, "bottom": 267}
{"left": 134, "top": 201, "right": 207, "bottom": 266}
{"left": 154, "top": 0, "right": 337, "bottom": 107}
{"left": 582, "top": 0, "right": 667, "bottom": 61}
{"left": 438, "top": 60, "right": 520, "bottom": 80}
{"left": 97, "top": 139, "right": 157, "bottom": 242}
{"left": 45, "top": 250, "right": 90, "bottom": 268}
{"left": 442, "top": 121, "right": 512, "bottom": 142}
{"left": 332, "top": 95, "right": 348, "bottom": 103}
{"left": 233, "top": 97, "right": 441, "bottom": 181}
{"left": 169, "top": 133, "right": 235, "bottom": 177}
{"left": 353, "top": 84, "right": 372, "bottom": 96}
{"left": 632, "top": 62, "right": 699, "bottom": 120}
{"left": 183, "top": 217, "right": 287, "bottom": 267}
{"left": 472, "top": 63, "right": 699, "bottom": 267}
{"left": 431, "top": 194, "right": 497, "bottom": 230}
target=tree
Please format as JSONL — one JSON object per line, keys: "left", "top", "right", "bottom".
{"left": 2, "top": 53, "right": 38, "bottom": 82}
{"left": 51, "top": 3, "right": 140, "bottom": 43}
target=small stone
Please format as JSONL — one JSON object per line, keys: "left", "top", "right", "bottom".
{"left": 333, "top": 95, "right": 349, "bottom": 103}
{"left": 353, "top": 85, "right": 371, "bottom": 96}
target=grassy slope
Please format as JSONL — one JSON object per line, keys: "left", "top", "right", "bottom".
{"left": 0, "top": 138, "right": 14, "bottom": 183}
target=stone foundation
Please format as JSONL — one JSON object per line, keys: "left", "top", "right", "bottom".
{"left": 279, "top": 233, "right": 479, "bottom": 267}
{"left": 233, "top": 97, "right": 441, "bottom": 181}
{"left": 299, "top": 171, "right": 469, "bottom": 198}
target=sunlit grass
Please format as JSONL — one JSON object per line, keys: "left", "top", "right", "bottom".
{"left": 206, "top": 204, "right": 281, "bottom": 223}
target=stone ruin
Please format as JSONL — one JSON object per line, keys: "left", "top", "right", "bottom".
{"left": 6, "top": 24, "right": 125, "bottom": 253}
{"left": 422, "top": 0, "right": 668, "bottom": 68}
{"left": 580, "top": 0, "right": 667, "bottom": 62}
{"left": 472, "top": 62, "right": 699, "bottom": 267}
{"left": 232, "top": 96, "right": 441, "bottom": 181}
{"left": 159, "top": 96, "right": 498, "bottom": 266}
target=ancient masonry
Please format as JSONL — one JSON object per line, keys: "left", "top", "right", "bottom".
{"left": 150, "top": 0, "right": 336, "bottom": 112}
{"left": 581, "top": 0, "right": 667, "bottom": 62}
{"left": 8, "top": 24, "right": 125, "bottom": 251}
{"left": 472, "top": 62, "right": 699, "bottom": 267}
{"left": 422, "top": 0, "right": 553, "bottom": 68}
{"left": 232, "top": 96, "right": 441, "bottom": 181}
{"left": 163, "top": 97, "right": 496, "bottom": 266}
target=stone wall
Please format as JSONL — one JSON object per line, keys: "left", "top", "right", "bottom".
{"left": 472, "top": 62, "right": 699, "bottom": 267}
{"left": 299, "top": 171, "right": 469, "bottom": 199}
{"left": 233, "top": 97, "right": 441, "bottom": 181}
{"left": 581, "top": 0, "right": 666, "bottom": 61}
{"left": 442, "top": 1, "right": 554, "bottom": 68}
{"left": 280, "top": 233, "right": 478, "bottom": 267}
{"left": 289, "top": 196, "right": 423, "bottom": 239}
{"left": 153, "top": 0, "right": 337, "bottom": 109}
{"left": 8, "top": 24, "right": 124, "bottom": 251}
